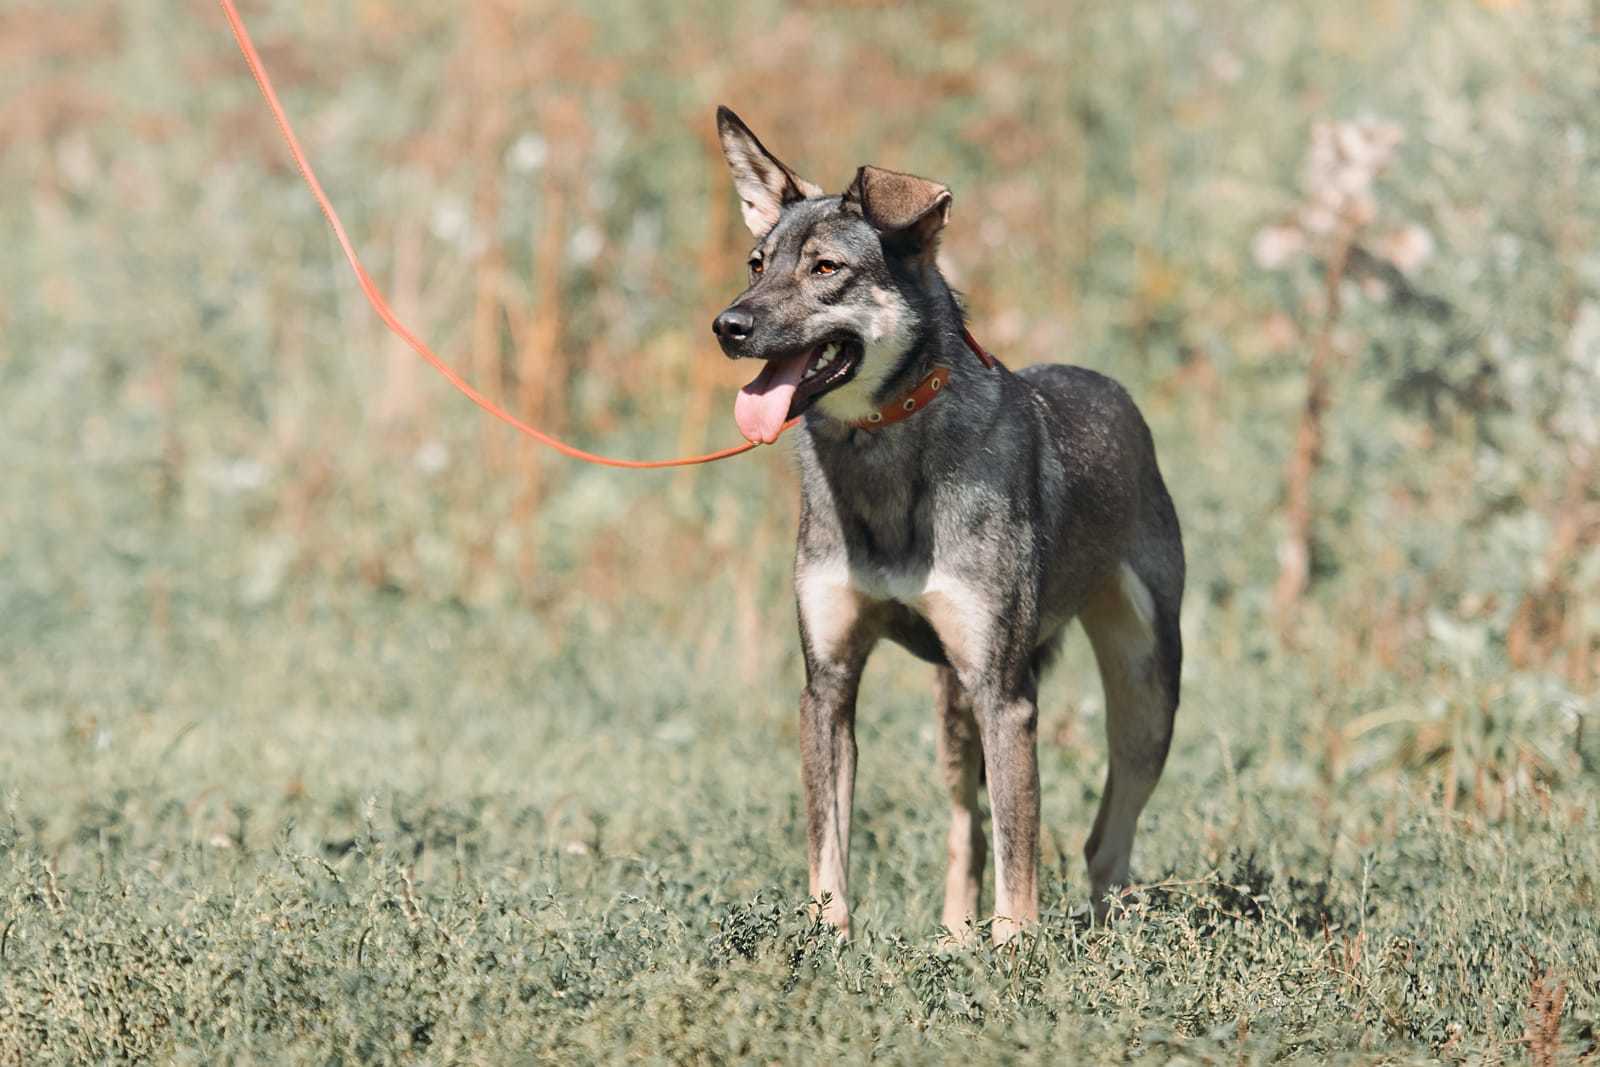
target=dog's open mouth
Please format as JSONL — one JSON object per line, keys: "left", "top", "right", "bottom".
{"left": 733, "top": 338, "right": 863, "bottom": 444}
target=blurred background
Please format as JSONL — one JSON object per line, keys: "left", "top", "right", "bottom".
{"left": 6, "top": 0, "right": 1594, "bottom": 761}
{"left": 1, "top": 0, "right": 1598, "bottom": 1056}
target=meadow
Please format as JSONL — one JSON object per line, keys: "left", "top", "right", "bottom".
{"left": 1, "top": 0, "right": 1597, "bottom": 1061}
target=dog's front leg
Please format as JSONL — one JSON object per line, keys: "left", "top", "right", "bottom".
{"left": 799, "top": 671, "right": 859, "bottom": 935}
{"left": 973, "top": 685, "right": 1040, "bottom": 943}
{"left": 795, "top": 564, "right": 874, "bottom": 937}
{"left": 925, "top": 582, "right": 1041, "bottom": 944}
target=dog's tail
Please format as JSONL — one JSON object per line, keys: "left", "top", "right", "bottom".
{"left": 1131, "top": 447, "right": 1186, "bottom": 715}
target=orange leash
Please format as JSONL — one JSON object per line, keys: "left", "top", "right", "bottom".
{"left": 218, "top": 0, "right": 795, "bottom": 469}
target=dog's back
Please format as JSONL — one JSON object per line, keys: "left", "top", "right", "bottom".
{"left": 1020, "top": 362, "right": 1185, "bottom": 698}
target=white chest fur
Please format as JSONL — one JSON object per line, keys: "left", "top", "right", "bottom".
{"left": 796, "top": 556, "right": 996, "bottom": 675}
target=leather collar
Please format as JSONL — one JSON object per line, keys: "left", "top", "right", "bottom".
{"left": 851, "top": 326, "right": 1000, "bottom": 430}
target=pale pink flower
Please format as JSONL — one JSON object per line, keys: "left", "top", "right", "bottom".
{"left": 1253, "top": 224, "right": 1307, "bottom": 269}
{"left": 1376, "top": 225, "right": 1435, "bottom": 274}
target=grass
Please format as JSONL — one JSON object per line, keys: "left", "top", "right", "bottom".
{"left": 2, "top": 0, "right": 1598, "bottom": 1061}
{"left": 2, "top": 594, "right": 1594, "bottom": 1062}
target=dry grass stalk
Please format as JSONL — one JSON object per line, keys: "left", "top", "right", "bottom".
{"left": 1273, "top": 223, "right": 1355, "bottom": 638}
{"left": 1522, "top": 968, "right": 1567, "bottom": 1067}
{"left": 1507, "top": 450, "right": 1600, "bottom": 692}
{"left": 1261, "top": 119, "right": 1407, "bottom": 641}
{"left": 468, "top": 77, "right": 510, "bottom": 470}
{"left": 377, "top": 218, "right": 427, "bottom": 430}
{"left": 674, "top": 125, "right": 736, "bottom": 495}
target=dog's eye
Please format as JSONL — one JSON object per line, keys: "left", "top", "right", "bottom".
{"left": 813, "top": 259, "right": 841, "bottom": 276}
{"left": 749, "top": 258, "right": 764, "bottom": 277}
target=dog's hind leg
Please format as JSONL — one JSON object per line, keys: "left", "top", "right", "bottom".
{"left": 1078, "top": 561, "right": 1181, "bottom": 922}
{"left": 935, "top": 666, "right": 987, "bottom": 937}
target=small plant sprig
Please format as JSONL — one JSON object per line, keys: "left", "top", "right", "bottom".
{"left": 1254, "top": 118, "right": 1432, "bottom": 640}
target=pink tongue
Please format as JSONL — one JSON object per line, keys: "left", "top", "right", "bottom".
{"left": 734, "top": 350, "right": 811, "bottom": 444}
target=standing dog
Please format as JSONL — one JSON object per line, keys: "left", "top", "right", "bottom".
{"left": 711, "top": 107, "right": 1185, "bottom": 942}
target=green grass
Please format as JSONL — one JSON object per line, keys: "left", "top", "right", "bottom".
{"left": 3, "top": 0, "right": 1598, "bottom": 1062}
{"left": 4, "top": 587, "right": 1595, "bottom": 1063}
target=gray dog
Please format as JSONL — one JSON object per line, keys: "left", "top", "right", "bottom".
{"left": 711, "top": 107, "right": 1185, "bottom": 942}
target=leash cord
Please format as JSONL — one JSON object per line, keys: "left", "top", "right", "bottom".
{"left": 218, "top": 0, "right": 796, "bottom": 469}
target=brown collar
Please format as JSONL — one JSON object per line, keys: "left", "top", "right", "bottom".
{"left": 851, "top": 326, "right": 1000, "bottom": 430}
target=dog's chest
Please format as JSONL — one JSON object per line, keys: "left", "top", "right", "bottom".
{"left": 825, "top": 556, "right": 940, "bottom": 605}
{"left": 794, "top": 436, "right": 1027, "bottom": 664}
{"left": 800, "top": 442, "right": 998, "bottom": 585}
{"left": 828, "top": 463, "right": 930, "bottom": 562}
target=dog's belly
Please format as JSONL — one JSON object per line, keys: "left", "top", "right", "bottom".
{"left": 881, "top": 604, "right": 950, "bottom": 666}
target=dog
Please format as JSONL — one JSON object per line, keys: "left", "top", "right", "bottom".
{"left": 711, "top": 107, "right": 1185, "bottom": 942}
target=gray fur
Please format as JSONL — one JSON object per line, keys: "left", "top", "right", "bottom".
{"left": 713, "top": 108, "right": 1185, "bottom": 940}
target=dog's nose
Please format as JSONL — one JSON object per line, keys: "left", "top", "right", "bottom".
{"left": 712, "top": 306, "right": 754, "bottom": 343}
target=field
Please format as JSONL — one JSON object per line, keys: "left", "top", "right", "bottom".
{"left": 2, "top": 0, "right": 1598, "bottom": 1062}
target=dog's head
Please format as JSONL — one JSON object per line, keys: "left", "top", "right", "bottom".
{"left": 711, "top": 107, "right": 953, "bottom": 444}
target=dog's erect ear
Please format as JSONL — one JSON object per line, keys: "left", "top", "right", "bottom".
{"left": 843, "top": 165, "right": 952, "bottom": 254}
{"left": 716, "top": 106, "right": 821, "bottom": 237}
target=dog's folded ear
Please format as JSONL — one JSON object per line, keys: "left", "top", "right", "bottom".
{"left": 843, "top": 165, "right": 952, "bottom": 254}
{"left": 716, "top": 106, "right": 822, "bottom": 237}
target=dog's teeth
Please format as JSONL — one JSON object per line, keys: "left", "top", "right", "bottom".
{"left": 802, "top": 343, "right": 845, "bottom": 386}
